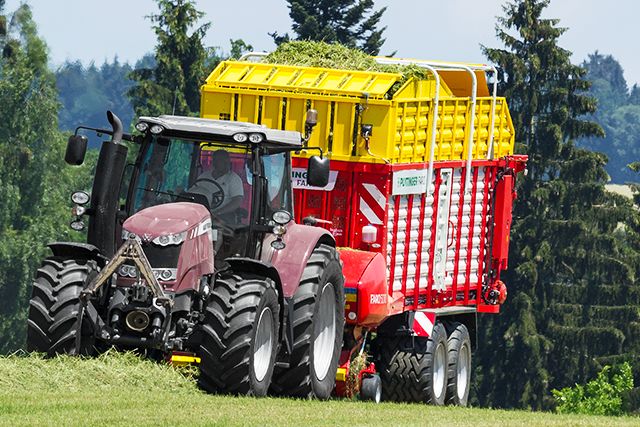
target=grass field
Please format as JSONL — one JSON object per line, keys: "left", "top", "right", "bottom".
{"left": 0, "top": 352, "right": 637, "bottom": 427}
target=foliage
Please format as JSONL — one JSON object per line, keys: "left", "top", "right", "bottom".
{"left": 264, "top": 41, "right": 426, "bottom": 97}
{"left": 56, "top": 58, "right": 135, "bottom": 147}
{"left": 128, "top": 0, "right": 210, "bottom": 117}
{"left": 475, "top": 0, "right": 640, "bottom": 410}
{"left": 0, "top": 2, "right": 96, "bottom": 352}
{"left": 579, "top": 52, "right": 640, "bottom": 183}
{"left": 552, "top": 363, "right": 634, "bottom": 416}
{"left": 272, "top": 0, "right": 387, "bottom": 55}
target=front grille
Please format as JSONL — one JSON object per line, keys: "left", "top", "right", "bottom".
{"left": 142, "top": 243, "right": 181, "bottom": 268}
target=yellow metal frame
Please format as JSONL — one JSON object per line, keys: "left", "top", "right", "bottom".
{"left": 201, "top": 61, "right": 515, "bottom": 164}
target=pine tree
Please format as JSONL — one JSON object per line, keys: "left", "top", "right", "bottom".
{"left": 272, "top": 0, "right": 387, "bottom": 55}
{"left": 128, "top": 0, "right": 210, "bottom": 117}
{"left": 475, "top": 0, "right": 640, "bottom": 409}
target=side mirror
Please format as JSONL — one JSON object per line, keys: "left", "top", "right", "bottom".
{"left": 307, "top": 155, "right": 330, "bottom": 187}
{"left": 65, "top": 135, "right": 88, "bottom": 165}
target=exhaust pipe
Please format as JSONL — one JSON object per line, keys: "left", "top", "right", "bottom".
{"left": 107, "top": 110, "right": 123, "bottom": 144}
{"left": 87, "top": 111, "right": 128, "bottom": 258}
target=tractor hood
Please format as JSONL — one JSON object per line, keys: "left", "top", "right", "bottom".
{"left": 123, "top": 202, "right": 210, "bottom": 237}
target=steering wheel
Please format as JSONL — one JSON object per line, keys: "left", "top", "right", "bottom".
{"left": 209, "top": 179, "right": 225, "bottom": 210}
{"left": 190, "top": 177, "right": 224, "bottom": 210}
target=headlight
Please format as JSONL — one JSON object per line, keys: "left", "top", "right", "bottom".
{"left": 249, "top": 133, "right": 264, "bottom": 143}
{"left": 153, "top": 268, "right": 177, "bottom": 281}
{"left": 135, "top": 122, "right": 149, "bottom": 132}
{"left": 272, "top": 210, "right": 292, "bottom": 225}
{"left": 70, "top": 220, "right": 85, "bottom": 231}
{"left": 150, "top": 124, "right": 164, "bottom": 134}
{"left": 233, "top": 133, "right": 248, "bottom": 142}
{"left": 152, "top": 231, "right": 187, "bottom": 246}
{"left": 118, "top": 264, "right": 138, "bottom": 278}
{"left": 71, "top": 191, "right": 90, "bottom": 205}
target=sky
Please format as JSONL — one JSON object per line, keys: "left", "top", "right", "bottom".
{"left": 4, "top": 0, "right": 640, "bottom": 86}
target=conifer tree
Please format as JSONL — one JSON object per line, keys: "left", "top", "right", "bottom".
{"left": 272, "top": 0, "right": 387, "bottom": 55}
{"left": 475, "top": 0, "right": 640, "bottom": 409}
{"left": 128, "top": 0, "right": 210, "bottom": 117}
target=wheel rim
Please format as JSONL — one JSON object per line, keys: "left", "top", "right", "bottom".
{"left": 313, "top": 282, "right": 336, "bottom": 381}
{"left": 457, "top": 343, "right": 470, "bottom": 400}
{"left": 253, "top": 306, "right": 274, "bottom": 382}
{"left": 433, "top": 341, "right": 446, "bottom": 400}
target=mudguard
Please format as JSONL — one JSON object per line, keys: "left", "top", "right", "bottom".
{"left": 47, "top": 241, "right": 108, "bottom": 267}
{"left": 265, "top": 223, "right": 335, "bottom": 297}
{"left": 338, "top": 249, "right": 390, "bottom": 327}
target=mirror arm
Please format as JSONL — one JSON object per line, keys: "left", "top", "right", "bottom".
{"left": 294, "top": 146, "right": 324, "bottom": 158}
{"left": 74, "top": 126, "right": 134, "bottom": 142}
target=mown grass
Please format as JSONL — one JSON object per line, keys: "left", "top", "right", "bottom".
{"left": 0, "top": 351, "right": 638, "bottom": 427}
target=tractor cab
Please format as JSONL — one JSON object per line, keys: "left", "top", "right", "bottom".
{"left": 125, "top": 115, "right": 304, "bottom": 263}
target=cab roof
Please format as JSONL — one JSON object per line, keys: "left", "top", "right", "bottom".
{"left": 138, "top": 115, "right": 303, "bottom": 147}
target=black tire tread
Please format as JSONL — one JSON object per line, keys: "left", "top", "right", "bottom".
{"left": 270, "top": 244, "right": 345, "bottom": 399}
{"left": 198, "top": 273, "right": 278, "bottom": 396}
{"left": 26, "top": 257, "right": 97, "bottom": 356}
{"left": 445, "top": 322, "right": 471, "bottom": 406}
{"left": 375, "top": 322, "right": 448, "bottom": 404}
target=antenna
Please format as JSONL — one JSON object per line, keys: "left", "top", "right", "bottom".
{"left": 172, "top": 87, "right": 178, "bottom": 115}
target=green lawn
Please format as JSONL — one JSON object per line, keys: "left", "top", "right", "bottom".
{"left": 0, "top": 352, "right": 637, "bottom": 426}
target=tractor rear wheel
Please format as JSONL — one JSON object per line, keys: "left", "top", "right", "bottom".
{"left": 445, "top": 322, "right": 471, "bottom": 406}
{"left": 375, "top": 322, "right": 448, "bottom": 404}
{"left": 270, "top": 244, "right": 345, "bottom": 399}
{"left": 198, "top": 273, "right": 279, "bottom": 396}
{"left": 26, "top": 257, "right": 98, "bottom": 356}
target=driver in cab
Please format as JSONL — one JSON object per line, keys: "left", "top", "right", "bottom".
{"left": 188, "top": 149, "right": 244, "bottom": 220}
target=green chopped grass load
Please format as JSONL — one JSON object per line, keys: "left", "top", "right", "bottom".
{"left": 263, "top": 41, "right": 429, "bottom": 97}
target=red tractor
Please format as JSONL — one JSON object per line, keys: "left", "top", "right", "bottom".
{"left": 27, "top": 111, "right": 344, "bottom": 398}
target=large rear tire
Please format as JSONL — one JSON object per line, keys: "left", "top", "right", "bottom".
{"left": 26, "top": 257, "right": 98, "bottom": 356}
{"left": 198, "top": 273, "right": 279, "bottom": 396}
{"left": 445, "top": 322, "right": 471, "bottom": 406}
{"left": 375, "top": 322, "right": 448, "bottom": 404}
{"left": 270, "top": 244, "right": 345, "bottom": 399}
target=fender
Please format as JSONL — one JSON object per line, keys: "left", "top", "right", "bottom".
{"left": 47, "top": 241, "right": 108, "bottom": 267}
{"left": 225, "top": 257, "right": 286, "bottom": 333}
{"left": 225, "top": 257, "right": 284, "bottom": 304}
{"left": 267, "top": 223, "right": 335, "bottom": 298}
{"left": 338, "top": 249, "right": 390, "bottom": 327}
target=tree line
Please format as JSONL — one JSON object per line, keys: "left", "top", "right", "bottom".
{"left": 1, "top": 0, "right": 639, "bottom": 412}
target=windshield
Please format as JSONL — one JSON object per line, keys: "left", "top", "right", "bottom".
{"left": 131, "top": 137, "right": 253, "bottom": 228}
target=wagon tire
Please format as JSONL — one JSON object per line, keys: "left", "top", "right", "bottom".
{"left": 270, "top": 244, "right": 345, "bottom": 399}
{"left": 375, "top": 322, "right": 448, "bottom": 405}
{"left": 445, "top": 322, "right": 471, "bottom": 406}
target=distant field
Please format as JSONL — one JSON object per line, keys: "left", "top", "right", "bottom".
{"left": 0, "top": 352, "right": 637, "bottom": 427}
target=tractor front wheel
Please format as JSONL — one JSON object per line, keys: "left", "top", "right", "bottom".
{"left": 26, "top": 257, "right": 98, "bottom": 356}
{"left": 270, "top": 244, "right": 345, "bottom": 399}
{"left": 198, "top": 273, "right": 279, "bottom": 396}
